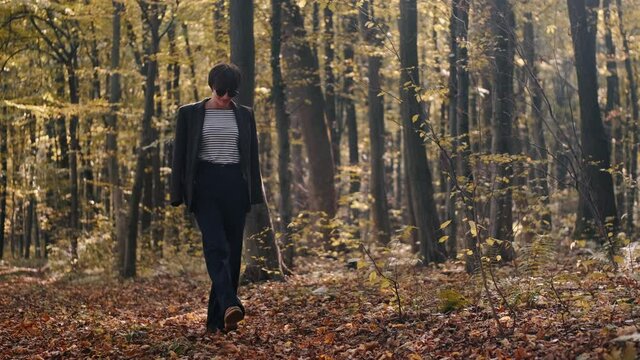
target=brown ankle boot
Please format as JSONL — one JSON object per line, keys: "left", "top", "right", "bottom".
{"left": 223, "top": 306, "right": 243, "bottom": 332}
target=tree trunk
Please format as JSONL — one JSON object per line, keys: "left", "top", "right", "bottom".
{"left": 242, "top": 205, "right": 284, "bottom": 282}
{"left": 271, "top": 0, "right": 294, "bottom": 268}
{"left": 162, "top": 7, "right": 181, "bottom": 257}
{"left": 231, "top": 0, "right": 255, "bottom": 108}
{"left": 181, "top": 23, "right": 199, "bottom": 102}
{"left": 66, "top": 59, "right": 81, "bottom": 264}
{"left": 54, "top": 67, "right": 70, "bottom": 170}
{"left": 232, "top": 0, "right": 283, "bottom": 281}
{"left": 343, "top": 13, "right": 360, "bottom": 233}
{"left": 568, "top": 0, "right": 619, "bottom": 242}
{"left": 281, "top": 0, "right": 337, "bottom": 232}
{"left": 213, "top": 0, "right": 228, "bottom": 60}
{"left": 125, "top": 1, "right": 163, "bottom": 278}
{"left": 445, "top": 0, "right": 459, "bottom": 257}
{"left": 470, "top": 76, "right": 479, "bottom": 155}
{"left": 404, "top": 159, "right": 419, "bottom": 253}
{"left": 399, "top": 0, "right": 447, "bottom": 264}
{"left": 34, "top": 203, "right": 42, "bottom": 259}
{"left": 24, "top": 113, "right": 38, "bottom": 259}
{"left": 141, "top": 154, "right": 153, "bottom": 237}
{"left": 151, "top": 85, "right": 163, "bottom": 254}
{"left": 0, "top": 102, "right": 7, "bottom": 260}
{"left": 312, "top": 2, "right": 320, "bottom": 53}
{"left": 523, "top": 11, "right": 551, "bottom": 228}
{"left": 616, "top": 0, "right": 639, "bottom": 238}
{"left": 24, "top": 197, "right": 38, "bottom": 259}
{"left": 108, "top": 0, "right": 126, "bottom": 275}
{"left": 85, "top": 11, "right": 101, "bottom": 205}
{"left": 602, "top": 0, "right": 624, "bottom": 225}
{"left": 291, "top": 117, "right": 306, "bottom": 212}
{"left": 140, "top": 74, "right": 159, "bottom": 242}
{"left": 455, "top": 0, "right": 475, "bottom": 268}
{"left": 323, "top": 6, "right": 339, "bottom": 169}
{"left": 346, "top": 85, "right": 360, "bottom": 213}
{"left": 53, "top": 65, "right": 70, "bottom": 253}
{"left": 552, "top": 63, "right": 572, "bottom": 191}
{"left": 395, "top": 129, "right": 403, "bottom": 210}
{"left": 488, "top": 0, "right": 515, "bottom": 261}
{"left": 23, "top": 200, "right": 33, "bottom": 259}
{"left": 480, "top": 76, "right": 493, "bottom": 155}
{"left": 11, "top": 199, "right": 18, "bottom": 259}
{"left": 476, "top": 75, "right": 492, "bottom": 223}
{"left": 433, "top": 18, "right": 448, "bottom": 221}
{"left": 358, "top": 4, "right": 391, "bottom": 245}
{"left": 367, "top": 53, "right": 391, "bottom": 245}
{"left": 167, "top": 17, "right": 181, "bottom": 106}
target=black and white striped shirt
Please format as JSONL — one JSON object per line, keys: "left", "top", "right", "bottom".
{"left": 198, "top": 109, "right": 240, "bottom": 164}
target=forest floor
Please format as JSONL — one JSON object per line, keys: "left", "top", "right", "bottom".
{"left": 1, "top": 252, "right": 639, "bottom": 359}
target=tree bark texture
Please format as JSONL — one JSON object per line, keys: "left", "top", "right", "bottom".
{"left": 523, "top": 11, "right": 551, "bottom": 227}
{"left": 616, "top": 0, "right": 639, "bottom": 237}
{"left": 567, "top": 0, "right": 619, "bottom": 242}
{"left": 399, "top": 0, "right": 447, "bottom": 264}
{"left": 445, "top": 0, "right": 459, "bottom": 257}
{"left": 232, "top": 0, "right": 283, "bottom": 281}
{"left": 488, "top": 0, "right": 516, "bottom": 260}
{"left": 271, "top": 0, "right": 294, "bottom": 267}
{"left": 281, "top": 0, "right": 337, "bottom": 225}
{"left": 358, "top": 5, "right": 391, "bottom": 245}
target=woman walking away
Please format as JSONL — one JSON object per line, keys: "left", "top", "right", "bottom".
{"left": 169, "top": 63, "right": 265, "bottom": 333}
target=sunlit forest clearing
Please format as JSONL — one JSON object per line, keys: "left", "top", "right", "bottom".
{"left": 1, "top": 0, "right": 639, "bottom": 358}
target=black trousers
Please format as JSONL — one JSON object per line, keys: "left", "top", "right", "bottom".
{"left": 193, "top": 161, "right": 248, "bottom": 331}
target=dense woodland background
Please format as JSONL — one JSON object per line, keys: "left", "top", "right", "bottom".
{"left": 1, "top": 0, "right": 640, "bottom": 358}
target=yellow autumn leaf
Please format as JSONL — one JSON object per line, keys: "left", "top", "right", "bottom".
{"left": 468, "top": 220, "right": 477, "bottom": 237}
{"left": 440, "top": 220, "right": 452, "bottom": 230}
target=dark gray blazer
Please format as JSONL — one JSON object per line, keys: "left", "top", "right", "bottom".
{"left": 169, "top": 98, "right": 265, "bottom": 212}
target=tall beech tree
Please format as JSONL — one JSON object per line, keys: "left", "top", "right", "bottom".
{"left": 281, "top": 0, "right": 337, "bottom": 232}
{"left": 107, "top": 0, "right": 126, "bottom": 274}
{"left": 488, "top": 0, "right": 516, "bottom": 261}
{"left": 522, "top": 10, "right": 551, "bottom": 226}
{"left": 445, "top": 0, "right": 459, "bottom": 257}
{"left": 323, "top": 5, "right": 339, "bottom": 169}
{"left": 399, "top": 0, "right": 447, "bottom": 264}
{"left": 616, "top": 0, "right": 639, "bottom": 237}
{"left": 0, "top": 97, "right": 7, "bottom": 260}
{"left": 231, "top": 0, "right": 283, "bottom": 282}
{"left": 83, "top": 1, "right": 100, "bottom": 206}
{"left": 454, "top": 0, "right": 476, "bottom": 269}
{"left": 271, "top": 0, "right": 294, "bottom": 267}
{"left": 567, "top": 0, "right": 618, "bottom": 242}
{"left": 358, "top": 2, "right": 391, "bottom": 245}
{"left": 124, "top": 0, "right": 169, "bottom": 277}
{"left": 166, "top": 15, "right": 181, "bottom": 107}
{"left": 344, "top": 11, "right": 360, "bottom": 229}
{"left": 602, "top": 0, "right": 623, "bottom": 224}
{"left": 271, "top": 2, "right": 296, "bottom": 261}
{"left": 212, "top": 0, "right": 227, "bottom": 60}
{"left": 181, "top": 22, "right": 199, "bottom": 102}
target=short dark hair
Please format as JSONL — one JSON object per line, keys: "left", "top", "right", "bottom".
{"left": 208, "top": 63, "right": 242, "bottom": 91}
